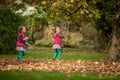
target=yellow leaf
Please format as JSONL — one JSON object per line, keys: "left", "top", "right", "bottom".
{"left": 83, "top": 3, "right": 88, "bottom": 8}
{"left": 56, "top": 12, "right": 59, "bottom": 15}
{"left": 95, "top": 14, "right": 100, "bottom": 19}
{"left": 52, "top": 2, "right": 57, "bottom": 7}
{"left": 71, "top": 0, "right": 74, "bottom": 3}
{"left": 42, "top": 1, "right": 46, "bottom": 5}
{"left": 89, "top": 14, "right": 93, "bottom": 18}
{"left": 80, "top": 10, "right": 84, "bottom": 15}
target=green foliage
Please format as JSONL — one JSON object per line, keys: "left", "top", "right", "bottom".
{"left": 34, "top": 40, "right": 52, "bottom": 47}
{"left": 95, "top": 0, "right": 116, "bottom": 50}
{"left": 34, "top": 26, "right": 53, "bottom": 47}
{"left": 5, "top": 0, "right": 118, "bottom": 52}
{"left": 95, "top": 0, "right": 116, "bottom": 34}
{"left": 0, "top": 8, "right": 24, "bottom": 54}
{"left": 64, "top": 41, "right": 78, "bottom": 48}
{"left": 63, "top": 32, "right": 83, "bottom": 48}
{"left": 34, "top": 33, "right": 81, "bottom": 48}
{"left": 34, "top": 26, "right": 83, "bottom": 48}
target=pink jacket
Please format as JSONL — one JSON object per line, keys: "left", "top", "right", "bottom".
{"left": 53, "top": 32, "right": 62, "bottom": 44}
{"left": 16, "top": 32, "right": 26, "bottom": 47}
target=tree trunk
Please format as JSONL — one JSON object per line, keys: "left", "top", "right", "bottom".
{"left": 109, "top": 0, "right": 120, "bottom": 61}
{"left": 109, "top": 18, "right": 120, "bottom": 61}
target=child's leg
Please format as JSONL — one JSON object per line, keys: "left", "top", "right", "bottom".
{"left": 22, "top": 50, "right": 26, "bottom": 57}
{"left": 18, "top": 51, "right": 23, "bottom": 62}
{"left": 52, "top": 49, "right": 58, "bottom": 60}
{"left": 57, "top": 49, "right": 62, "bottom": 60}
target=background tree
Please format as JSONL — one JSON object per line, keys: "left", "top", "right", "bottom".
{"left": 0, "top": 0, "right": 120, "bottom": 61}
{"left": 94, "top": 0, "right": 120, "bottom": 61}
{"left": 0, "top": 8, "right": 24, "bottom": 54}
{"left": 108, "top": 0, "right": 120, "bottom": 61}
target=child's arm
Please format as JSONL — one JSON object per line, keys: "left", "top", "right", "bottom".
{"left": 23, "top": 37, "right": 29, "bottom": 41}
{"left": 56, "top": 33, "right": 65, "bottom": 39}
{"left": 19, "top": 35, "right": 26, "bottom": 43}
{"left": 25, "top": 42, "right": 30, "bottom": 46}
{"left": 20, "top": 35, "right": 29, "bottom": 46}
{"left": 25, "top": 42, "right": 33, "bottom": 49}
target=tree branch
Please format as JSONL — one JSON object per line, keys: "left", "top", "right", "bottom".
{"left": 71, "top": 5, "right": 82, "bottom": 15}
{"left": 60, "top": 5, "right": 82, "bottom": 16}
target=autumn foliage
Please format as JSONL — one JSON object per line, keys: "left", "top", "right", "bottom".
{"left": 0, "top": 59, "right": 120, "bottom": 76}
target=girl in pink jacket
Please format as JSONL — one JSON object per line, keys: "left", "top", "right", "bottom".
{"left": 16, "top": 26, "right": 29, "bottom": 62}
{"left": 52, "top": 27, "right": 64, "bottom": 60}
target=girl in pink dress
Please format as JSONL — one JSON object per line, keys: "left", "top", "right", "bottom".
{"left": 52, "top": 27, "right": 64, "bottom": 60}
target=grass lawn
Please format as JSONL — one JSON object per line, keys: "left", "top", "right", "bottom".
{"left": 0, "top": 71, "right": 119, "bottom": 80}
{"left": 0, "top": 53, "right": 107, "bottom": 61}
{"left": 0, "top": 47, "right": 107, "bottom": 61}
{"left": 0, "top": 47, "right": 119, "bottom": 80}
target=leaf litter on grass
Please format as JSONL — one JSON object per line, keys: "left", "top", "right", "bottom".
{"left": 0, "top": 58, "right": 120, "bottom": 76}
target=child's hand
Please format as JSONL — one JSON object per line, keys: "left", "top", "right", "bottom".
{"left": 27, "top": 46, "right": 34, "bottom": 50}
{"left": 25, "top": 42, "right": 34, "bottom": 50}
{"left": 64, "top": 39, "right": 67, "bottom": 42}
{"left": 25, "top": 42, "right": 30, "bottom": 46}
{"left": 62, "top": 39, "right": 66, "bottom": 43}
{"left": 24, "top": 37, "right": 29, "bottom": 40}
